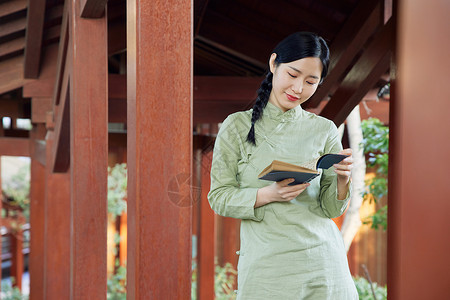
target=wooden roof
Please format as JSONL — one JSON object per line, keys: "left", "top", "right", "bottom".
{"left": 0, "top": 0, "right": 392, "bottom": 149}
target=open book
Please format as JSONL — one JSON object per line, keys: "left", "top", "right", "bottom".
{"left": 258, "top": 154, "right": 348, "bottom": 185}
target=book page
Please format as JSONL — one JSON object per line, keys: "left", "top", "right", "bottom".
{"left": 299, "top": 157, "right": 320, "bottom": 171}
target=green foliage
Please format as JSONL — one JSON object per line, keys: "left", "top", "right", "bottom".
{"left": 1, "top": 278, "right": 28, "bottom": 300}
{"left": 353, "top": 276, "right": 387, "bottom": 300}
{"left": 215, "top": 262, "right": 237, "bottom": 300}
{"left": 3, "top": 163, "right": 30, "bottom": 220}
{"left": 361, "top": 118, "right": 389, "bottom": 231}
{"left": 108, "top": 163, "right": 127, "bottom": 217}
{"left": 191, "top": 260, "right": 237, "bottom": 300}
{"left": 107, "top": 260, "right": 127, "bottom": 300}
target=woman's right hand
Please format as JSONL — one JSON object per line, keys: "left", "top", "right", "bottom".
{"left": 254, "top": 178, "right": 310, "bottom": 208}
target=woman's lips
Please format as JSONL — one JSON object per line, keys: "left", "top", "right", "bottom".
{"left": 286, "top": 93, "right": 299, "bottom": 102}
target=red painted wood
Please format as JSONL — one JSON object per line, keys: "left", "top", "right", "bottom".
{"left": 126, "top": 0, "right": 192, "bottom": 298}
{"left": 197, "top": 152, "right": 215, "bottom": 300}
{"left": 0, "top": 137, "right": 30, "bottom": 156}
{"left": 216, "top": 216, "right": 240, "bottom": 270}
{"left": 32, "top": 98, "right": 53, "bottom": 124}
{"left": 29, "top": 125, "right": 47, "bottom": 300}
{"left": 44, "top": 131, "right": 70, "bottom": 300}
{"left": 388, "top": 1, "right": 450, "bottom": 299}
{"left": 69, "top": 0, "right": 108, "bottom": 298}
{"left": 10, "top": 231, "right": 23, "bottom": 289}
{"left": 80, "top": 0, "right": 107, "bottom": 18}
{"left": 0, "top": 159, "right": 2, "bottom": 287}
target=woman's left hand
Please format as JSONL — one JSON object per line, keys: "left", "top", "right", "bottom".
{"left": 334, "top": 148, "right": 353, "bottom": 186}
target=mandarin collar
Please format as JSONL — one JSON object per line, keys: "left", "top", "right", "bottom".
{"left": 263, "top": 101, "right": 303, "bottom": 122}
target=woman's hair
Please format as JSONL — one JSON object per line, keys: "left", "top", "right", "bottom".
{"left": 246, "top": 32, "right": 330, "bottom": 145}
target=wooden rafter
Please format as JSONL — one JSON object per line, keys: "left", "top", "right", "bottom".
{"left": 24, "top": 0, "right": 46, "bottom": 78}
{"left": 80, "top": 0, "right": 108, "bottom": 18}
{"left": 0, "top": 0, "right": 27, "bottom": 19}
{"left": 320, "top": 19, "right": 394, "bottom": 126}
{"left": 305, "top": 0, "right": 383, "bottom": 108}
{"left": 0, "top": 56, "right": 29, "bottom": 95}
{"left": 0, "top": 37, "right": 25, "bottom": 57}
{"left": 0, "top": 17, "right": 26, "bottom": 37}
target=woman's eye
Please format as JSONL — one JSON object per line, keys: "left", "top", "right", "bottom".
{"left": 306, "top": 81, "right": 317, "bottom": 85}
{"left": 288, "top": 72, "right": 297, "bottom": 78}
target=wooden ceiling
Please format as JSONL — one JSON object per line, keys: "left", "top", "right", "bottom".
{"left": 0, "top": 0, "right": 392, "bottom": 144}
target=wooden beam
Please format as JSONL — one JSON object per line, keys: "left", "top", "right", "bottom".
{"left": 80, "top": 0, "right": 108, "bottom": 18}
{"left": 127, "top": 0, "right": 192, "bottom": 298}
{"left": 23, "top": 44, "right": 59, "bottom": 98}
{"left": 0, "top": 56, "right": 29, "bottom": 95}
{"left": 0, "top": 0, "right": 27, "bottom": 18}
{"left": 0, "top": 17, "right": 27, "bottom": 36}
{"left": 69, "top": 0, "right": 108, "bottom": 298}
{"left": 194, "top": 76, "right": 260, "bottom": 101}
{"left": 0, "top": 37, "right": 25, "bottom": 57}
{"left": 320, "top": 19, "right": 394, "bottom": 126}
{"left": 0, "top": 99, "right": 26, "bottom": 119}
{"left": 31, "top": 98, "right": 53, "bottom": 123}
{"left": 305, "top": 0, "right": 383, "bottom": 108}
{"left": 24, "top": 0, "right": 46, "bottom": 78}
{"left": 0, "top": 137, "right": 30, "bottom": 156}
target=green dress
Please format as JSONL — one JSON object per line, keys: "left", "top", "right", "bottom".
{"left": 208, "top": 102, "right": 358, "bottom": 299}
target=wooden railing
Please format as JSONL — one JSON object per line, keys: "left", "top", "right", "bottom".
{"left": 1, "top": 224, "right": 30, "bottom": 289}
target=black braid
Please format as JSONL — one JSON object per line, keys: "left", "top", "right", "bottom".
{"left": 246, "top": 72, "right": 273, "bottom": 145}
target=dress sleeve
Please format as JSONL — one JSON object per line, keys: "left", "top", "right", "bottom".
{"left": 207, "top": 114, "right": 265, "bottom": 221}
{"left": 318, "top": 121, "right": 352, "bottom": 218}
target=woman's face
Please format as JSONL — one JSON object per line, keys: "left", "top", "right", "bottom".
{"left": 268, "top": 54, "right": 323, "bottom": 112}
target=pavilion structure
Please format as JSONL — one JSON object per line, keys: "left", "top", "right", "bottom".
{"left": 0, "top": 0, "right": 449, "bottom": 299}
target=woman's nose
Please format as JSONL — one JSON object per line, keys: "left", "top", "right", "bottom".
{"left": 292, "top": 80, "right": 303, "bottom": 94}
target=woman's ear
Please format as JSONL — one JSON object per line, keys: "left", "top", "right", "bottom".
{"left": 269, "top": 53, "right": 277, "bottom": 73}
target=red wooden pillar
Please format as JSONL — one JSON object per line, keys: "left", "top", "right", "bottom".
{"left": 388, "top": 1, "right": 450, "bottom": 299}
{"left": 29, "top": 124, "right": 47, "bottom": 299}
{"left": 45, "top": 130, "right": 70, "bottom": 299}
{"left": 10, "top": 230, "right": 24, "bottom": 289}
{"left": 197, "top": 151, "right": 215, "bottom": 299}
{"left": 217, "top": 217, "right": 240, "bottom": 269}
{"left": 69, "top": 0, "right": 108, "bottom": 298}
{"left": 0, "top": 157, "right": 2, "bottom": 288}
{"left": 126, "top": 0, "right": 192, "bottom": 298}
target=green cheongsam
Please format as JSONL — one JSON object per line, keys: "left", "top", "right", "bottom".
{"left": 208, "top": 102, "right": 358, "bottom": 300}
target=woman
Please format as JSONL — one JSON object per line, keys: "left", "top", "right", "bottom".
{"left": 208, "top": 32, "right": 358, "bottom": 299}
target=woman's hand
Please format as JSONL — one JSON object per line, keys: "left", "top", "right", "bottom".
{"left": 255, "top": 178, "right": 310, "bottom": 208}
{"left": 334, "top": 148, "right": 353, "bottom": 200}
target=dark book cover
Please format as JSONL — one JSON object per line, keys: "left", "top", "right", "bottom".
{"left": 258, "top": 154, "right": 348, "bottom": 185}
